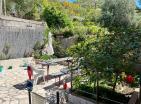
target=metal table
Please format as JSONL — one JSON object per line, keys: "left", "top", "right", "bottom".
{"left": 38, "top": 57, "right": 73, "bottom": 81}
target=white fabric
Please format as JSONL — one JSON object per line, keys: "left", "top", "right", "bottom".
{"left": 42, "top": 32, "right": 54, "bottom": 55}
{"left": 29, "top": 65, "right": 45, "bottom": 85}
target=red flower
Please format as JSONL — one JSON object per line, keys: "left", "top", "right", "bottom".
{"left": 125, "top": 75, "right": 134, "bottom": 84}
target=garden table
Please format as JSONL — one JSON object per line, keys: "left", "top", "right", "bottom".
{"left": 50, "top": 72, "right": 64, "bottom": 86}
{"left": 60, "top": 68, "right": 70, "bottom": 74}
{"left": 38, "top": 57, "right": 73, "bottom": 81}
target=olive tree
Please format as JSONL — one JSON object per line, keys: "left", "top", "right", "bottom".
{"left": 100, "top": 0, "right": 137, "bottom": 29}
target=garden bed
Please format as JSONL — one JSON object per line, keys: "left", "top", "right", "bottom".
{"left": 72, "top": 86, "right": 131, "bottom": 104}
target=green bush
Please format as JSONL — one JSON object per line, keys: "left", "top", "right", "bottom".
{"left": 73, "top": 85, "right": 130, "bottom": 104}
{"left": 42, "top": 6, "right": 72, "bottom": 28}
{"left": 33, "top": 41, "right": 44, "bottom": 59}
{"left": 52, "top": 28, "right": 74, "bottom": 38}
{"left": 0, "top": 53, "right": 8, "bottom": 60}
{"left": 53, "top": 40, "right": 68, "bottom": 58}
{"left": 40, "top": 54, "right": 51, "bottom": 60}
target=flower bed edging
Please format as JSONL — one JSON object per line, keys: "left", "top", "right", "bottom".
{"left": 68, "top": 94, "right": 95, "bottom": 104}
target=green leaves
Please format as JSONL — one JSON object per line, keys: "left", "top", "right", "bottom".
{"left": 69, "top": 27, "right": 141, "bottom": 74}
{"left": 42, "top": 6, "right": 72, "bottom": 28}
{"left": 100, "top": 0, "right": 136, "bottom": 30}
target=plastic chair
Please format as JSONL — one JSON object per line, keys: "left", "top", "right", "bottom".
{"left": 30, "top": 65, "right": 46, "bottom": 85}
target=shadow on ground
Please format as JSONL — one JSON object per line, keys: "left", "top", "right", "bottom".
{"left": 13, "top": 80, "right": 32, "bottom": 90}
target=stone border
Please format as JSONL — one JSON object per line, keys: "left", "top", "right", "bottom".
{"left": 0, "top": 16, "right": 46, "bottom": 28}
{"left": 68, "top": 94, "right": 95, "bottom": 104}
{"left": 0, "top": 16, "right": 45, "bottom": 25}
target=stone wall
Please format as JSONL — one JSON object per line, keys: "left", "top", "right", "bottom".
{"left": 0, "top": 16, "right": 45, "bottom": 59}
{"left": 56, "top": 36, "right": 78, "bottom": 49}
{"left": 68, "top": 94, "right": 95, "bottom": 104}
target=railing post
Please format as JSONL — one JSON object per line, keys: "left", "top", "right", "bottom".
{"left": 57, "top": 91, "right": 59, "bottom": 104}
{"left": 28, "top": 90, "right": 32, "bottom": 104}
{"left": 26, "top": 80, "right": 33, "bottom": 104}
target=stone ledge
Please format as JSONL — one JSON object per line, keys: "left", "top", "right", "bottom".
{"left": 68, "top": 94, "right": 95, "bottom": 104}
{"left": 0, "top": 16, "right": 45, "bottom": 25}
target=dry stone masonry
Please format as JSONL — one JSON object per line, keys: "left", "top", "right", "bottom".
{"left": 0, "top": 16, "right": 45, "bottom": 59}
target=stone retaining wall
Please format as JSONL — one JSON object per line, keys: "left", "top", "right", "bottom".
{"left": 56, "top": 36, "right": 78, "bottom": 49}
{"left": 68, "top": 94, "right": 95, "bottom": 104}
{"left": 0, "top": 16, "right": 45, "bottom": 59}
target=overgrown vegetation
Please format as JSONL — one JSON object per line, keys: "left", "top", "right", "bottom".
{"left": 42, "top": 6, "right": 72, "bottom": 28}
{"left": 5, "top": 0, "right": 141, "bottom": 103}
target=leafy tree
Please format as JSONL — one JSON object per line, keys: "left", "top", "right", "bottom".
{"left": 100, "top": 0, "right": 136, "bottom": 30}
{"left": 42, "top": 5, "right": 72, "bottom": 28}
{"left": 69, "top": 27, "right": 141, "bottom": 91}
{"left": 6, "top": 0, "right": 48, "bottom": 20}
{"left": 24, "top": 0, "right": 48, "bottom": 20}
{"left": 62, "top": 1, "right": 80, "bottom": 16}
{"left": 6, "top": 0, "right": 34, "bottom": 18}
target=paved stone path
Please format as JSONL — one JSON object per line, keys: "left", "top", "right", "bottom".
{"left": 0, "top": 58, "right": 30, "bottom": 104}
{"left": 0, "top": 58, "right": 67, "bottom": 104}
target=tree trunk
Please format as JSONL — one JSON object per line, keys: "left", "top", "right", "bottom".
{"left": 93, "top": 0, "right": 96, "bottom": 9}
{"left": 96, "top": 70, "right": 99, "bottom": 104}
{"left": 113, "top": 73, "right": 118, "bottom": 91}
{"left": 3, "top": 0, "right": 6, "bottom": 15}
{"left": 0, "top": 0, "right": 2, "bottom": 15}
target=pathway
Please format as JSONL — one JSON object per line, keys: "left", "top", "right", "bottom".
{"left": 0, "top": 57, "right": 66, "bottom": 104}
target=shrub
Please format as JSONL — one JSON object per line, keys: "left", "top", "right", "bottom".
{"left": 33, "top": 41, "right": 44, "bottom": 59}
{"left": 52, "top": 28, "right": 74, "bottom": 38}
{"left": 42, "top": 6, "right": 72, "bottom": 28}
{"left": 73, "top": 85, "right": 130, "bottom": 104}
{"left": 53, "top": 40, "right": 68, "bottom": 58}
{"left": 2, "top": 43, "right": 10, "bottom": 56}
{"left": 0, "top": 53, "right": 8, "bottom": 60}
{"left": 40, "top": 54, "right": 51, "bottom": 60}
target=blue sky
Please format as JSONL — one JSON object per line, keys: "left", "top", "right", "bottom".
{"left": 136, "top": 0, "right": 141, "bottom": 9}
{"left": 67, "top": 0, "right": 76, "bottom": 3}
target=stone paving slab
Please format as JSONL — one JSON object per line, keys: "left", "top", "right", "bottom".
{"left": 0, "top": 57, "right": 66, "bottom": 104}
